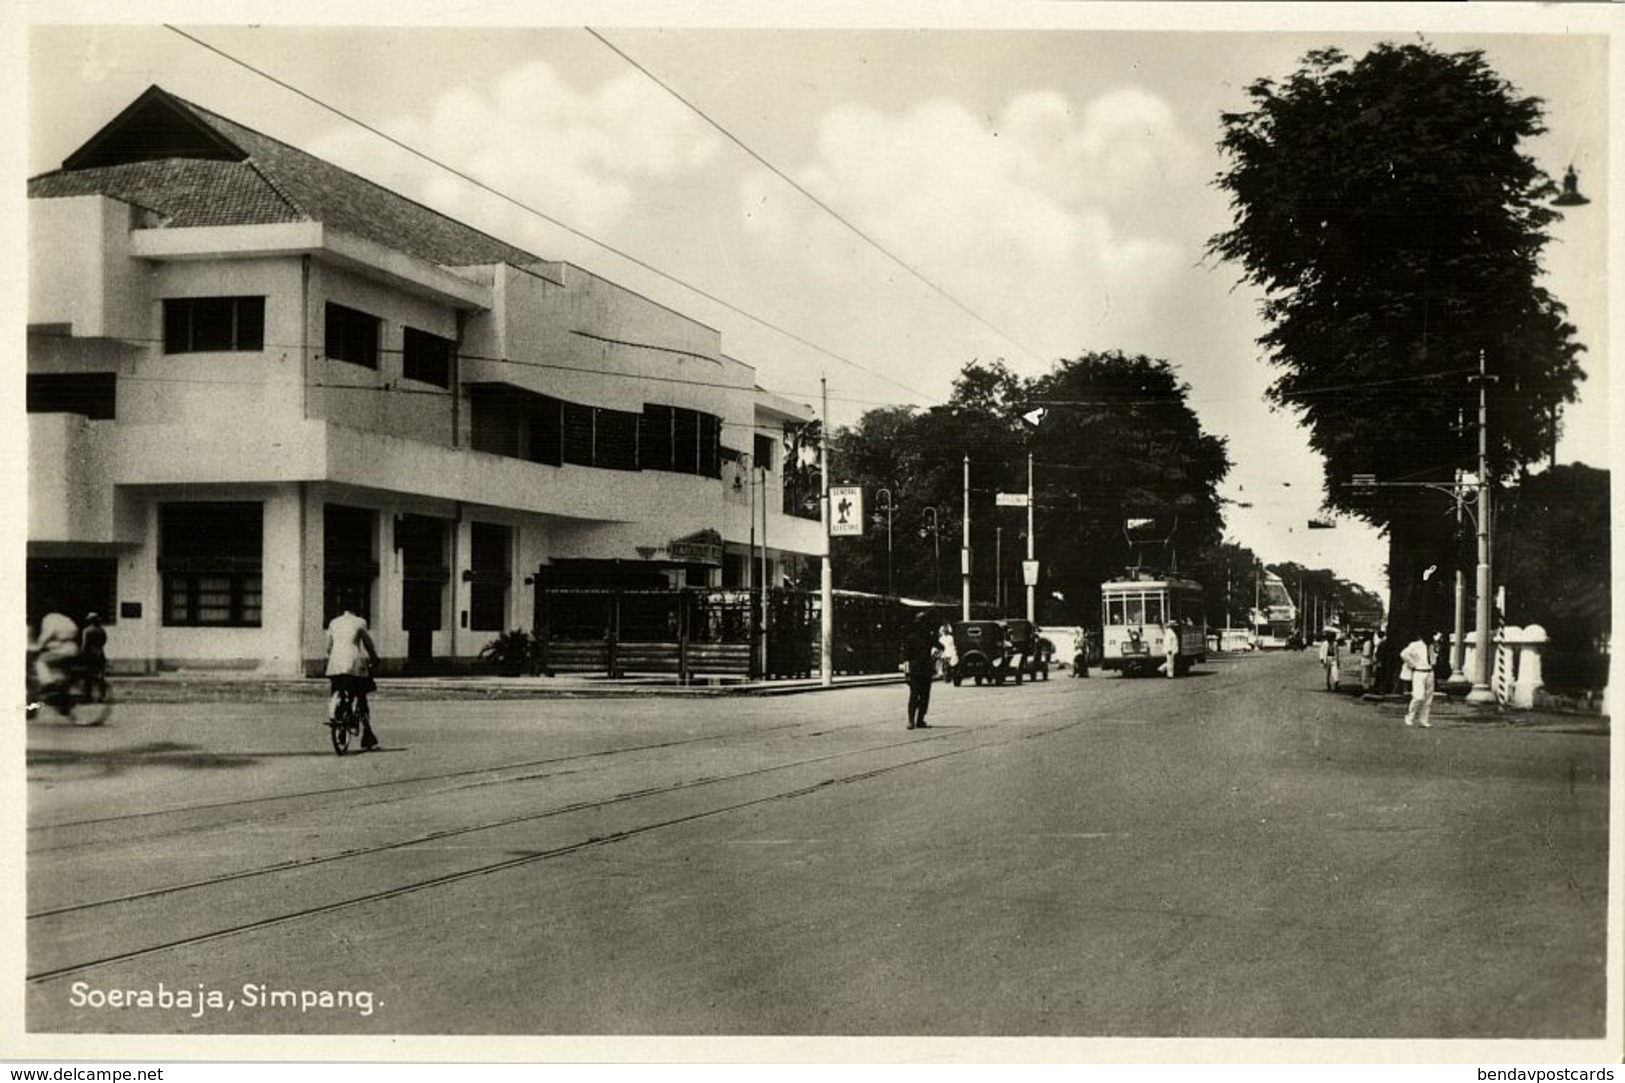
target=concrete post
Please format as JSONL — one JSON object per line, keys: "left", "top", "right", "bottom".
{"left": 1511, "top": 624, "right": 1548, "bottom": 709}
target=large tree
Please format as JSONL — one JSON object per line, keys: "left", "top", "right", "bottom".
{"left": 830, "top": 353, "right": 1231, "bottom": 625}
{"left": 1209, "top": 43, "right": 1586, "bottom": 643}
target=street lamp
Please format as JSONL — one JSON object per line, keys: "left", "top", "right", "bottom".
{"left": 876, "top": 488, "right": 895, "bottom": 598}
{"left": 920, "top": 506, "right": 941, "bottom": 601}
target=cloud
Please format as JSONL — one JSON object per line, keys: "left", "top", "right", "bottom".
{"left": 737, "top": 88, "right": 1202, "bottom": 365}
{"left": 305, "top": 61, "right": 723, "bottom": 236}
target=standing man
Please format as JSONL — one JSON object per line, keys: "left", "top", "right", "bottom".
{"left": 79, "top": 612, "right": 109, "bottom": 703}
{"left": 1160, "top": 619, "right": 1181, "bottom": 678}
{"left": 902, "top": 611, "right": 943, "bottom": 729}
{"left": 1399, "top": 628, "right": 1438, "bottom": 728}
{"left": 326, "top": 600, "right": 382, "bottom": 750}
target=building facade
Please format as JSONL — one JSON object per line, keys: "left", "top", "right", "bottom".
{"left": 27, "top": 86, "right": 824, "bottom": 676}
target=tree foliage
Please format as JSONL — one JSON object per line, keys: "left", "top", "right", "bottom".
{"left": 1210, "top": 42, "right": 1586, "bottom": 635}
{"left": 829, "top": 353, "right": 1233, "bottom": 625}
{"left": 1495, "top": 464, "right": 1610, "bottom": 651}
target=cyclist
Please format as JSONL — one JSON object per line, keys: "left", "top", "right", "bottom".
{"left": 33, "top": 599, "right": 81, "bottom": 716}
{"left": 325, "top": 601, "right": 381, "bottom": 751}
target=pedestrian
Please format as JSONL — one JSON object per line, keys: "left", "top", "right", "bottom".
{"left": 326, "top": 599, "right": 382, "bottom": 750}
{"left": 80, "top": 611, "right": 109, "bottom": 702}
{"left": 1160, "top": 619, "right": 1180, "bottom": 678}
{"left": 1399, "top": 627, "right": 1438, "bottom": 728}
{"left": 902, "top": 611, "right": 943, "bottom": 729}
{"left": 937, "top": 619, "right": 958, "bottom": 682}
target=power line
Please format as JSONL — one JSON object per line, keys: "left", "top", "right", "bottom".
{"left": 25, "top": 328, "right": 909, "bottom": 413}
{"left": 161, "top": 25, "right": 937, "bottom": 407}
{"left": 585, "top": 27, "right": 1047, "bottom": 369}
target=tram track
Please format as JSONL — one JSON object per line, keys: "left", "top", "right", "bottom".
{"left": 26, "top": 709, "right": 875, "bottom": 855}
{"left": 27, "top": 704, "right": 1092, "bottom": 985}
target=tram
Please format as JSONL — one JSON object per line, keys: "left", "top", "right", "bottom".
{"left": 1100, "top": 571, "right": 1208, "bottom": 676}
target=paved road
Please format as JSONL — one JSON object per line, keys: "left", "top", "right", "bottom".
{"left": 24, "top": 651, "right": 1610, "bottom": 1039}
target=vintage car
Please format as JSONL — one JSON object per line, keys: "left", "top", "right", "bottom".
{"left": 1001, "top": 619, "right": 1051, "bottom": 681}
{"left": 948, "top": 620, "right": 1017, "bottom": 686}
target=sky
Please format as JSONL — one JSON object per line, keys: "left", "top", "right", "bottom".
{"left": 18, "top": 5, "right": 1617, "bottom": 599}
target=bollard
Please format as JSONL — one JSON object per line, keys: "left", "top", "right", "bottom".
{"left": 1510, "top": 624, "right": 1547, "bottom": 709}
{"left": 1492, "top": 627, "right": 1516, "bottom": 705}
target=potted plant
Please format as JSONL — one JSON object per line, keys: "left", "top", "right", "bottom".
{"left": 479, "top": 629, "right": 541, "bottom": 677}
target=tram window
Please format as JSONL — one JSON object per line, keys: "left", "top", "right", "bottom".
{"left": 1145, "top": 596, "right": 1164, "bottom": 625}
{"left": 1125, "top": 596, "right": 1144, "bottom": 624}
{"left": 1108, "top": 598, "right": 1125, "bottom": 625}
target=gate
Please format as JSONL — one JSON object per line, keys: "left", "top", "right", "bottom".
{"left": 535, "top": 587, "right": 756, "bottom": 682}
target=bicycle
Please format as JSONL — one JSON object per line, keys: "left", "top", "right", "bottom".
{"left": 26, "top": 657, "right": 113, "bottom": 726}
{"left": 326, "top": 687, "right": 369, "bottom": 755}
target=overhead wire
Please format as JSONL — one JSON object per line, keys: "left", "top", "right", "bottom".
{"left": 161, "top": 24, "right": 937, "bottom": 408}
{"left": 585, "top": 27, "right": 1047, "bottom": 369}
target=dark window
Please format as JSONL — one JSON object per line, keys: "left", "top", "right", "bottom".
{"left": 470, "top": 390, "right": 524, "bottom": 459}
{"left": 754, "top": 433, "right": 775, "bottom": 473}
{"left": 397, "top": 515, "right": 447, "bottom": 633}
{"left": 672, "top": 409, "right": 699, "bottom": 474}
{"left": 699, "top": 413, "right": 721, "bottom": 478}
{"left": 325, "top": 302, "right": 380, "bottom": 369}
{"left": 640, "top": 404, "right": 721, "bottom": 476}
{"left": 594, "top": 408, "right": 640, "bottom": 472}
{"left": 529, "top": 396, "right": 563, "bottom": 466}
{"left": 27, "top": 558, "right": 118, "bottom": 626}
{"left": 160, "top": 502, "right": 263, "bottom": 627}
{"left": 469, "top": 522, "right": 511, "bottom": 632}
{"left": 561, "top": 401, "right": 595, "bottom": 467}
{"left": 403, "top": 327, "right": 453, "bottom": 388}
{"left": 323, "top": 504, "right": 377, "bottom": 623}
{"left": 163, "top": 297, "right": 264, "bottom": 353}
{"left": 640, "top": 404, "right": 673, "bottom": 472}
{"left": 27, "top": 373, "right": 117, "bottom": 419}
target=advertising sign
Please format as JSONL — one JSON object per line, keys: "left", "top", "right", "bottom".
{"left": 829, "top": 486, "right": 864, "bottom": 536}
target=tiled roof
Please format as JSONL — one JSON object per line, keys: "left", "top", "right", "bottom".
{"left": 28, "top": 86, "right": 544, "bottom": 269}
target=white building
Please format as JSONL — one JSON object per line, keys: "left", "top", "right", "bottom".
{"left": 27, "top": 86, "right": 824, "bottom": 676}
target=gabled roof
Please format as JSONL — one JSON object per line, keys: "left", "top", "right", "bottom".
{"left": 29, "top": 85, "right": 543, "bottom": 269}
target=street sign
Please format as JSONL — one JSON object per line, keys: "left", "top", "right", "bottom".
{"left": 829, "top": 486, "right": 864, "bottom": 536}
{"left": 996, "top": 493, "right": 1029, "bottom": 507}
{"left": 1022, "top": 560, "right": 1040, "bottom": 586}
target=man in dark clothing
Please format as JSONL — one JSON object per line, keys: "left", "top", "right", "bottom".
{"left": 903, "top": 611, "right": 943, "bottom": 729}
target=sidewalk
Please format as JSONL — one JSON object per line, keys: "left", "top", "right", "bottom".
{"left": 1359, "top": 692, "right": 1610, "bottom": 736}
{"left": 105, "top": 669, "right": 906, "bottom": 703}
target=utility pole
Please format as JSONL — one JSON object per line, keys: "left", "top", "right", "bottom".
{"left": 1448, "top": 469, "right": 1469, "bottom": 690}
{"left": 961, "top": 455, "right": 971, "bottom": 621}
{"left": 744, "top": 453, "right": 757, "bottom": 678}
{"left": 759, "top": 459, "right": 768, "bottom": 679}
{"left": 1467, "top": 349, "right": 1497, "bottom": 705}
{"left": 1025, "top": 452, "right": 1036, "bottom": 622}
{"left": 819, "top": 377, "right": 833, "bottom": 688}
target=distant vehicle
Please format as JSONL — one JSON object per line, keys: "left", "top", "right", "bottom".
{"left": 1100, "top": 572, "right": 1207, "bottom": 677}
{"left": 1249, "top": 569, "right": 1298, "bottom": 649}
{"left": 948, "top": 620, "right": 1017, "bottom": 686}
{"left": 1002, "top": 618, "right": 1050, "bottom": 681}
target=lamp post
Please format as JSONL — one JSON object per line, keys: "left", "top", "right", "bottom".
{"left": 961, "top": 456, "right": 971, "bottom": 621}
{"left": 876, "top": 487, "right": 894, "bottom": 598}
{"left": 739, "top": 453, "right": 758, "bottom": 678}
{"left": 1466, "top": 348, "right": 1497, "bottom": 705}
{"left": 921, "top": 506, "right": 941, "bottom": 601}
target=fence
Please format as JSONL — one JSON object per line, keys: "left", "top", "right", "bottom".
{"left": 534, "top": 587, "right": 923, "bottom": 682}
